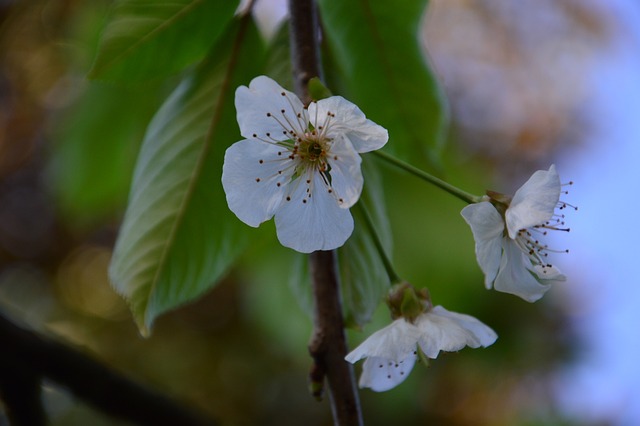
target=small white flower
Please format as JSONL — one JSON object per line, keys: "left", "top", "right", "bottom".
{"left": 222, "top": 76, "right": 388, "bottom": 253}
{"left": 461, "top": 165, "right": 573, "bottom": 302}
{"left": 345, "top": 306, "right": 497, "bottom": 392}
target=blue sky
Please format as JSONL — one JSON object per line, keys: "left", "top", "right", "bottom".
{"left": 552, "top": 1, "right": 640, "bottom": 424}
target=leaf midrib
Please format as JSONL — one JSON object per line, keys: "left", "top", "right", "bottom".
{"left": 143, "top": 17, "right": 250, "bottom": 325}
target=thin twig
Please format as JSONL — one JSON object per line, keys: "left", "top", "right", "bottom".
{"left": 0, "top": 313, "right": 217, "bottom": 426}
{"left": 288, "top": 0, "right": 364, "bottom": 424}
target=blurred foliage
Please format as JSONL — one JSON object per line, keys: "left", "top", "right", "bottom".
{"left": 0, "top": 0, "right": 611, "bottom": 425}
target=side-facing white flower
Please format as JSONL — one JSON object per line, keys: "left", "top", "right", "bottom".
{"left": 222, "top": 76, "right": 388, "bottom": 253}
{"left": 345, "top": 306, "right": 497, "bottom": 392}
{"left": 461, "top": 165, "right": 572, "bottom": 302}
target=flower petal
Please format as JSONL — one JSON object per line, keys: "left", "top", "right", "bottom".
{"left": 461, "top": 202, "right": 505, "bottom": 289}
{"left": 325, "top": 135, "right": 363, "bottom": 209}
{"left": 274, "top": 167, "right": 354, "bottom": 253}
{"left": 506, "top": 165, "right": 561, "bottom": 238}
{"left": 532, "top": 264, "right": 566, "bottom": 284}
{"left": 222, "top": 139, "right": 293, "bottom": 227}
{"left": 493, "top": 239, "right": 552, "bottom": 302}
{"left": 309, "top": 96, "right": 388, "bottom": 153}
{"left": 429, "top": 306, "right": 497, "bottom": 348}
{"left": 345, "top": 318, "right": 421, "bottom": 363}
{"left": 235, "top": 76, "right": 306, "bottom": 141}
{"left": 415, "top": 307, "right": 496, "bottom": 358}
{"left": 358, "top": 355, "right": 416, "bottom": 392}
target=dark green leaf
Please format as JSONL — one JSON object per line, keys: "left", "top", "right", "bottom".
{"left": 339, "top": 156, "right": 392, "bottom": 327}
{"left": 264, "top": 21, "right": 294, "bottom": 91}
{"left": 308, "top": 77, "right": 333, "bottom": 101}
{"left": 109, "top": 17, "right": 264, "bottom": 335}
{"left": 89, "top": 0, "right": 238, "bottom": 82}
{"left": 318, "top": 0, "right": 448, "bottom": 167}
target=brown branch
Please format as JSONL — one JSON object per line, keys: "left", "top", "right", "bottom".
{"left": 308, "top": 251, "right": 363, "bottom": 425}
{"left": 0, "top": 313, "right": 217, "bottom": 426}
{"left": 288, "top": 0, "right": 322, "bottom": 104}
{"left": 288, "top": 1, "right": 363, "bottom": 424}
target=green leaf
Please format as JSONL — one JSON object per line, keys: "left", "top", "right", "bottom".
{"left": 48, "top": 82, "right": 166, "bottom": 225}
{"left": 308, "top": 77, "right": 333, "bottom": 101}
{"left": 89, "top": 0, "right": 238, "bottom": 82}
{"left": 264, "top": 21, "right": 294, "bottom": 91}
{"left": 109, "top": 17, "right": 264, "bottom": 335}
{"left": 318, "top": 0, "right": 448, "bottom": 167}
{"left": 339, "top": 156, "right": 392, "bottom": 327}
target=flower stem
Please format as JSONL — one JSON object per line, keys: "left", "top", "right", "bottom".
{"left": 373, "top": 150, "right": 483, "bottom": 204}
{"left": 354, "top": 202, "right": 402, "bottom": 285}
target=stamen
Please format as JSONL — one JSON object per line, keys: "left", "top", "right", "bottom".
{"left": 514, "top": 195, "right": 573, "bottom": 268}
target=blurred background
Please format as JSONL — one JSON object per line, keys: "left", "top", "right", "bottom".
{"left": 0, "top": 0, "right": 637, "bottom": 424}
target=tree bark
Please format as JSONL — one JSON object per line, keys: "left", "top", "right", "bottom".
{"left": 288, "top": 1, "right": 364, "bottom": 424}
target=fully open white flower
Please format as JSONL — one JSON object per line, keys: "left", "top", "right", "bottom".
{"left": 222, "top": 76, "right": 388, "bottom": 253}
{"left": 345, "top": 306, "right": 497, "bottom": 392}
{"left": 461, "top": 165, "right": 572, "bottom": 302}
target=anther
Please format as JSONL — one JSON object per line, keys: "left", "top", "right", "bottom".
{"left": 286, "top": 196, "right": 291, "bottom": 201}
{"left": 259, "top": 160, "right": 264, "bottom": 164}
{"left": 255, "top": 178, "right": 260, "bottom": 182}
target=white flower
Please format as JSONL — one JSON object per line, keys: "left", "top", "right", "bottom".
{"left": 221, "top": 76, "right": 388, "bottom": 253}
{"left": 345, "top": 306, "right": 497, "bottom": 392}
{"left": 461, "top": 165, "right": 572, "bottom": 302}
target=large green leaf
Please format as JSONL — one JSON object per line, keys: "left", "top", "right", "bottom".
{"left": 318, "top": 0, "right": 448, "bottom": 167}
{"left": 109, "top": 17, "right": 264, "bottom": 335}
{"left": 339, "top": 156, "right": 392, "bottom": 327}
{"left": 89, "top": 0, "right": 238, "bottom": 82}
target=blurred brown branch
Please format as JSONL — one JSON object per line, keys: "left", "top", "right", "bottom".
{"left": 0, "top": 313, "right": 218, "bottom": 426}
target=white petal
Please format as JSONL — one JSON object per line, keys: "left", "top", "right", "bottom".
{"left": 358, "top": 355, "right": 416, "bottom": 392}
{"left": 533, "top": 264, "right": 567, "bottom": 284}
{"left": 506, "top": 165, "right": 561, "bottom": 238}
{"left": 461, "top": 202, "right": 505, "bottom": 289}
{"left": 325, "top": 135, "right": 363, "bottom": 208}
{"left": 309, "top": 96, "right": 388, "bottom": 153}
{"left": 274, "top": 168, "right": 354, "bottom": 253}
{"left": 493, "top": 239, "right": 551, "bottom": 302}
{"left": 429, "top": 306, "right": 498, "bottom": 348}
{"left": 222, "top": 139, "right": 293, "bottom": 227}
{"left": 235, "top": 76, "right": 307, "bottom": 141}
{"left": 345, "top": 319, "right": 421, "bottom": 363}
{"left": 415, "top": 308, "right": 495, "bottom": 358}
